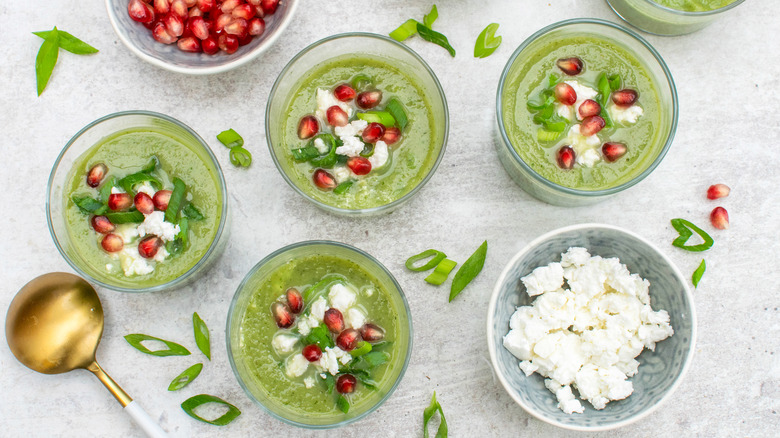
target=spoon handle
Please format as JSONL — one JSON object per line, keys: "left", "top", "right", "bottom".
{"left": 125, "top": 401, "right": 169, "bottom": 438}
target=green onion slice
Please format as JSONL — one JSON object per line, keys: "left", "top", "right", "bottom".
{"left": 333, "top": 180, "right": 353, "bottom": 195}
{"left": 349, "top": 341, "right": 373, "bottom": 357}
{"left": 229, "top": 146, "right": 252, "bottom": 168}
{"left": 406, "top": 249, "right": 447, "bottom": 272}
{"left": 417, "top": 23, "right": 456, "bottom": 57}
{"left": 692, "top": 259, "right": 706, "bottom": 288}
{"left": 356, "top": 111, "right": 396, "bottom": 126}
{"left": 124, "top": 334, "right": 191, "bottom": 357}
{"left": 141, "top": 156, "right": 158, "bottom": 174}
{"left": 216, "top": 129, "right": 243, "bottom": 149}
{"left": 423, "top": 391, "right": 448, "bottom": 438}
{"left": 537, "top": 128, "right": 561, "bottom": 143}
{"left": 165, "top": 178, "right": 187, "bottom": 224}
{"left": 310, "top": 134, "right": 339, "bottom": 168}
{"left": 608, "top": 74, "right": 622, "bottom": 92}
{"left": 450, "top": 241, "right": 488, "bottom": 302}
{"left": 336, "top": 395, "right": 350, "bottom": 414}
{"left": 193, "top": 312, "right": 211, "bottom": 360}
{"left": 351, "top": 74, "right": 373, "bottom": 90}
{"left": 168, "top": 363, "right": 203, "bottom": 391}
{"left": 424, "top": 4, "right": 438, "bottom": 28}
{"left": 389, "top": 19, "right": 420, "bottom": 42}
{"left": 166, "top": 217, "right": 188, "bottom": 255}
{"left": 181, "top": 394, "right": 241, "bottom": 426}
{"left": 106, "top": 210, "right": 144, "bottom": 224}
{"left": 425, "top": 259, "right": 457, "bottom": 285}
{"left": 671, "top": 218, "right": 714, "bottom": 252}
{"left": 474, "top": 23, "right": 502, "bottom": 58}
{"left": 386, "top": 98, "right": 408, "bottom": 131}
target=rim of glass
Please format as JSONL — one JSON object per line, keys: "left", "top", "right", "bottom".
{"left": 265, "top": 32, "right": 449, "bottom": 216}
{"left": 638, "top": 0, "right": 746, "bottom": 16}
{"left": 103, "top": 0, "right": 299, "bottom": 75}
{"left": 225, "top": 240, "right": 414, "bottom": 429}
{"left": 46, "top": 110, "right": 229, "bottom": 293}
{"left": 486, "top": 223, "right": 697, "bottom": 431}
{"left": 495, "top": 18, "right": 679, "bottom": 198}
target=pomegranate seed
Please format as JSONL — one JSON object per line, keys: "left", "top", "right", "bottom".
{"left": 225, "top": 18, "right": 248, "bottom": 38}
{"left": 138, "top": 235, "right": 163, "bottom": 258}
{"left": 336, "top": 374, "right": 357, "bottom": 394}
{"left": 313, "top": 169, "right": 336, "bottom": 190}
{"left": 271, "top": 302, "right": 294, "bottom": 328}
{"left": 707, "top": 184, "right": 730, "bottom": 200}
{"left": 218, "top": 34, "right": 239, "bottom": 54}
{"left": 360, "top": 323, "right": 385, "bottom": 342}
{"left": 247, "top": 0, "right": 261, "bottom": 5}
{"left": 91, "top": 215, "right": 116, "bottom": 234}
{"left": 170, "top": 0, "right": 188, "bottom": 19}
{"left": 153, "top": 190, "right": 172, "bottom": 210}
{"left": 134, "top": 192, "right": 155, "bottom": 214}
{"left": 336, "top": 329, "right": 361, "bottom": 351}
{"left": 202, "top": 35, "right": 219, "bottom": 54}
{"left": 232, "top": 4, "right": 255, "bottom": 19}
{"left": 184, "top": 0, "right": 197, "bottom": 7}
{"left": 252, "top": 4, "right": 265, "bottom": 17}
{"left": 214, "top": 13, "right": 233, "bottom": 33}
{"left": 237, "top": 34, "right": 253, "bottom": 46}
{"left": 260, "top": 0, "right": 279, "bottom": 14}
{"left": 361, "top": 122, "right": 385, "bottom": 144}
{"left": 326, "top": 106, "right": 349, "bottom": 127}
{"left": 323, "top": 308, "right": 345, "bottom": 332}
{"left": 128, "top": 0, "right": 155, "bottom": 24}
{"left": 602, "top": 142, "right": 627, "bottom": 162}
{"left": 347, "top": 157, "right": 372, "bottom": 175}
{"left": 153, "top": 21, "right": 177, "bottom": 44}
{"left": 86, "top": 163, "right": 107, "bottom": 188}
{"left": 101, "top": 234, "right": 124, "bottom": 253}
{"left": 188, "top": 6, "right": 203, "bottom": 17}
{"left": 710, "top": 207, "right": 729, "bottom": 230}
{"left": 164, "top": 13, "right": 184, "bottom": 37}
{"left": 248, "top": 17, "right": 265, "bottom": 36}
{"left": 197, "top": 0, "right": 215, "bottom": 12}
{"left": 579, "top": 115, "right": 606, "bottom": 137}
{"left": 187, "top": 16, "right": 209, "bottom": 40}
{"left": 556, "top": 57, "right": 584, "bottom": 75}
{"left": 556, "top": 145, "right": 575, "bottom": 170}
{"left": 177, "top": 36, "right": 201, "bottom": 52}
{"left": 578, "top": 99, "right": 601, "bottom": 119}
{"left": 154, "top": 0, "right": 170, "bottom": 15}
{"left": 612, "top": 89, "right": 638, "bottom": 107}
{"left": 180, "top": 24, "right": 193, "bottom": 40}
{"left": 334, "top": 84, "right": 356, "bottom": 102}
{"left": 302, "top": 344, "right": 322, "bottom": 362}
{"left": 221, "top": 0, "right": 241, "bottom": 13}
{"left": 356, "top": 90, "right": 382, "bottom": 109}
{"left": 298, "top": 115, "right": 319, "bottom": 139}
{"left": 554, "top": 83, "right": 577, "bottom": 106}
{"left": 286, "top": 288, "right": 303, "bottom": 313}
{"left": 381, "top": 127, "right": 401, "bottom": 145}
{"left": 108, "top": 193, "right": 133, "bottom": 211}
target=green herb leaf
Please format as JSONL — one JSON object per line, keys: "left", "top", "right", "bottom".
{"left": 351, "top": 74, "right": 373, "bottom": 90}
{"left": 692, "top": 259, "right": 706, "bottom": 288}
{"left": 193, "top": 312, "right": 211, "bottom": 360}
{"left": 336, "top": 395, "right": 350, "bottom": 413}
{"left": 181, "top": 394, "right": 241, "bottom": 426}
{"left": 449, "top": 241, "right": 488, "bottom": 302}
{"left": 417, "top": 23, "right": 456, "bottom": 57}
{"left": 310, "top": 134, "right": 339, "bottom": 168}
{"left": 425, "top": 259, "right": 457, "bottom": 286}
{"left": 105, "top": 210, "right": 145, "bottom": 224}
{"left": 386, "top": 98, "right": 409, "bottom": 131}
{"left": 183, "top": 203, "right": 204, "bottom": 221}
{"left": 360, "top": 351, "right": 390, "bottom": 368}
{"left": 389, "top": 19, "right": 420, "bottom": 41}
{"left": 303, "top": 325, "right": 335, "bottom": 349}
{"left": 356, "top": 111, "right": 396, "bottom": 126}
{"left": 168, "top": 363, "right": 203, "bottom": 391}
{"left": 349, "top": 341, "right": 373, "bottom": 357}
{"left": 36, "top": 27, "right": 60, "bottom": 96}
{"left": 423, "top": 391, "right": 448, "bottom": 438}
{"left": 118, "top": 171, "right": 161, "bottom": 194}
{"left": 671, "top": 218, "right": 714, "bottom": 252}
{"left": 229, "top": 147, "right": 252, "bottom": 168}
{"left": 33, "top": 29, "right": 98, "bottom": 55}
{"left": 167, "top": 217, "right": 189, "bottom": 255}
{"left": 608, "top": 74, "right": 622, "bottom": 91}
{"left": 124, "top": 334, "right": 190, "bottom": 357}
{"left": 217, "top": 129, "right": 243, "bottom": 149}
{"left": 406, "top": 249, "right": 447, "bottom": 272}
{"left": 597, "top": 73, "right": 611, "bottom": 107}
{"left": 548, "top": 73, "right": 560, "bottom": 88}
{"left": 424, "top": 4, "right": 439, "bottom": 28}
{"left": 72, "top": 196, "right": 104, "bottom": 214}
{"left": 322, "top": 373, "right": 335, "bottom": 394}
{"left": 303, "top": 274, "right": 344, "bottom": 300}
{"left": 333, "top": 180, "right": 354, "bottom": 195}
{"left": 474, "top": 23, "right": 502, "bottom": 58}
{"left": 141, "top": 156, "right": 158, "bottom": 174}
{"left": 165, "top": 178, "right": 187, "bottom": 224}
{"left": 99, "top": 177, "right": 116, "bottom": 204}
{"left": 292, "top": 146, "right": 320, "bottom": 162}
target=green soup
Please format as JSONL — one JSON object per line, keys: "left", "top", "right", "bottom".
{"left": 278, "top": 55, "right": 440, "bottom": 210}
{"left": 502, "top": 36, "right": 664, "bottom": 190}
{"left": 63, "top": 128, "right": 222, "bottom": 289}
{"left": 652, "top": 0, "right": 737, "bottom": 11}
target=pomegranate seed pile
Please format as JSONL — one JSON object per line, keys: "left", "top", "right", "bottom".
{"left": 127, "top": 0, "right": 279, "bottom": 55}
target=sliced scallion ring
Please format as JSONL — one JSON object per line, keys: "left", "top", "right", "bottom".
{"left": 168, "top": 363, "right": 203, "bottom": 391}
{"left": 124, "top": 334, "right": 190, "bottom": 357}
{"left": 181, "top": 394, "right": 241, "bottom": 426}
{"left": 405, "top": 249, "right": 447, "bottom": 272}
{"left": 425, "top": 259, "right": 458, "bottom": 285}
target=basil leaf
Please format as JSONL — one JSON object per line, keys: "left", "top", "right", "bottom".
{"left": 36, "top": 27, "right": 60, "bottom": 96}
{"left": 322, "top": 373, "right": 335, "bottom": 394}
{"left": 449, "top": 241, "right": 488, "bottom": 302}
{"left": 423, "top": 391, "right": 448, "bottom": 438}
{"left": 417, "top": 23, "right": 456, "bottom": 57}
{"left": 181, "top": 394, "right": 241, "bottom": 426}
{"left": 386, "top": 98, "right": 408, "bottom": 130}
{"left": 193, "top": 312, "right": 211, "bottom": 360}
{"left": 406, "top": 249, "right": 447, "bottom": 272}
{"left": 124, "top": 334, "right": 191, "bottom": 357}
{"left": 389, "top": 19, "right": 419, "bottom": 42}
{"left": 333, "top": 180, "right": 353, "bottom": 195}
{"left": 118, "top": 171, "right": 161, "bottom": 194}
{"left": 106, "top": 210, "right": 145, "bottom": 224}
{"left": 424, "top": 4, "right": 438, "bottom": 28}
{"left": 474, "top": 23, "right": 502, "bottom": 58}
{"left": 671, "top": 218, "right": 714, "bottom": 252}
{"left": 168, "top": 363, "right": 203, "bottom": 391}
{"left": 337, "top": 395, "right": 350, "bottom": 413}
{"left": 99, "top": 177, "right": 117, "bottom": 204}
{"left": 165, "top": 178, "right": 187, "bottom": 224}
{"left": 360, "top": 351, "right": 390, "bottom": 368}
{"left": 292, "top": 146, "right": 320, "bottom": 162}
{"left": 597, "top": 73, "right": 611, "bottom": 107}
{"left": 33, "top": 29, "right": 98, "bottom": 55}
{"left": 217, "top": 129, "right": 243, "bottom": 149}
{"left": 72, "top": 196, "right": 103, "bottom": 214}
{"left": 183, "top": 203, "right": 204, "bottom": 220}
{"left": 692, "top": 259, "right": 706, "bottom": 288}
{"left": 229, "top": 146, "right": 252, "bottom": 168}
{"left": 349, "top": 341, "right": 372, "bottom": 357}
{"left": 425, "top": 259, "right": 457, "bottom": 286}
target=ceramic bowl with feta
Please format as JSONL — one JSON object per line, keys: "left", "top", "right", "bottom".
{"left": 606, "top": 0, "right": 746, "bottom": 36}
{"left": 227, "top": 241, "right": 412, "bottom": 428}
{"left": 487, "top": 224, "right": 695, "bottom": 431}
{"left": 266, "top": 33, "right": 448, "bottom": 216}
{"left": 47, "top": 111, "right": 229, "bottom": 292}
{"left": 496, "top": 19, "right": 677, "bottom": 206}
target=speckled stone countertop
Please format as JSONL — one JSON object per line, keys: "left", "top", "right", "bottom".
{"left": 1, "top": 0, "right": 778, "bottom": 437}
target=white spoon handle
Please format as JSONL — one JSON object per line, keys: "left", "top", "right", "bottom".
{"left": 124, "top": 401, "right": 168, "bottom": 438}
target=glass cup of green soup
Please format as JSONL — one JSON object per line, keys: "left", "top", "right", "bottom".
{"left": 226, "top": 241, "right": 413, "bottom": 428}
{"left": 47, "top": 111, "right": 229, "bottom": 292}
{"left": 606, "top": 0, "right": 746, "bottom": 35}
{"left": 266, "top": 32, "right": 449, "bottom": 216}
{"left": 496, "top": 18, "right": 677, "bottom": 206}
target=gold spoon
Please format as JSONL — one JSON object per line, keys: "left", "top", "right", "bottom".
{"left": 6, "top": 273, "right": 167, "bottom": 437}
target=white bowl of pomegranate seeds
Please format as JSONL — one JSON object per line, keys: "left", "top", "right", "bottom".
{"left": 106, "top": 0, "right": 298, "bottom": 74}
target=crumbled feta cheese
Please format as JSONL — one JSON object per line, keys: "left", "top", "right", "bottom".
{"left": 313, "top": 138, "right": 329, "bottom": 154}
{"left": 564, "top": 81, "right": 599, "bottom": 120}
{"left": 608, "top": 102, "right": 644, "bottom": 124}
{"left": 334, "top": 120, "right": 367, "bottom": 138}
{"left": 332, "top": 165, "right": 351, "bottom": 184}
{"left": 345, "top": 307, "right": 366, "bottom": 329}
{"left": 315, "top": 88, "right": 352, "bottom": 122}
{"left": 285, "top": 353, "right": 309, "bottom": 378}
{"left": 304, "top": 377, "right": 316, "bottom": 389}
{"left": 368, "top": 141, "right": 389, "bottom": 169}
{"left": 363, "top": 287, "right": 374, "bottom": 297}
{"left": 119, "top": 247, "right": 154, "bottom": 276}
{"left": 310, "top": 296, "right": 327, "bottom": 322}
{"left": 566, "top": 124, "right": 602, "bottom": 167}
{"left": 271, "top": 333, "right": 299, "bottom": 355}
{"left": 521, "top": 263, "right": 564, "bottom": 296}
{"left": 134, "top": 182, "right": 156, "bottom": 197}
{"left": 111, "top": 187, "right": 126, "bottom": 194}
{"left": 114, "top": 223, "right": 139, "bottom": 244}
{"left": 555, "top": 103, "right": 572, "bottom": 121}
{"left": 137, "top": 211, "right": 180, "bottom": 242}
{"left": 316, "top": 346, "right": 351, "bottom": 375}
{"left": 296, "top": 314, "right": 320, "bottom": 336}
{"left": 335, "top": 135, "right": 364, "bottom": 157}
{"left": 328, "top": 283, "right": 356, "bottom": 312}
